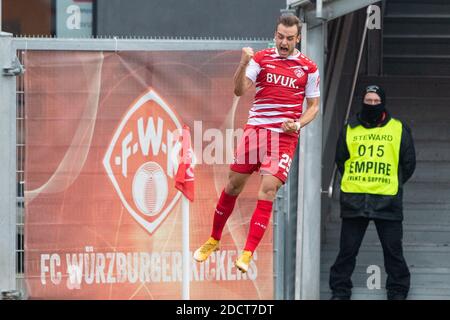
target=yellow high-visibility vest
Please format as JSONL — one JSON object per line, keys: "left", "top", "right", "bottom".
{"left": 341, "top": 118, "right": 402, "bottom": 195}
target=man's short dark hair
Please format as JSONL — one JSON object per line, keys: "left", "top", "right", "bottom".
{"left": 276, "top": 14, "right": 302, "bottom": 35}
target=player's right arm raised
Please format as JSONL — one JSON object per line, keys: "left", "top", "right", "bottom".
{"left": 233, "top": 47, "right": 254, "bottom": 96}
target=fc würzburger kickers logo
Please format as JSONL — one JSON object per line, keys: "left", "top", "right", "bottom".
{"left": 294, "top": 68, "right": 305, "bottom": 78}
{"left": 103, "top": 88, "right": 184, "bottom": 235}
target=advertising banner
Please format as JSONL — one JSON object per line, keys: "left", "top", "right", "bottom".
{"left": 24, "top": 50, "right": 273, "bottom": 299}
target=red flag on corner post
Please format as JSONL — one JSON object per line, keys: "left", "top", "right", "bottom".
{"left": 175, "top": 125, "right": 194, "bottom": 202}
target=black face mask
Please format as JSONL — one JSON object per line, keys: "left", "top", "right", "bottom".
{"left": 360, "top": 103, "right": 385, "bottom": 124}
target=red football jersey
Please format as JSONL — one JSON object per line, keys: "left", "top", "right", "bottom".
{"left": 245, "top": 48, "right": 320, "bottom": 133}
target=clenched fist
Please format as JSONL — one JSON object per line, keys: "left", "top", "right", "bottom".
{"left": 240, "top": 47, "right": 254, "bottom": 65}
{"left": 282, "top": 119, "right": 301, "bottom": 133}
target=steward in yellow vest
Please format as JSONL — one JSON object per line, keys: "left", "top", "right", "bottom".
{"left": 336, "top": 102, "right": 416, "bottom": 221}
{"left": 329, "top": 85, "right": 416, "bottom": 301}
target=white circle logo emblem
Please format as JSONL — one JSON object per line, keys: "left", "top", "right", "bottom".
{"left": 295, "top": 68, "right": 305, "bottom": 78}
{"left": 132, "top": 161, "right": 168, "bottom": 217}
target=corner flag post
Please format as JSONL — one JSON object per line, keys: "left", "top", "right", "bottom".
{"left": 175, "top": 125, "right": 194, "bottom": 300}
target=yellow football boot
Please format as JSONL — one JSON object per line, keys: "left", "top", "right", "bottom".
{"left": 235, "top": 250, "right": 253, "bottom": 273}
{"left": 193, "top": 237, "right": 220, "bottom": 262}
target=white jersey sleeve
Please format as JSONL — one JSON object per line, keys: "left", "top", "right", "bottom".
{"left": 305, "top": 69, "right": 321, "bottom": 98}
{"left": 245, "top": 58, "right": 261, "bottom": 83}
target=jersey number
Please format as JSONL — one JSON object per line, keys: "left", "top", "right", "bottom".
{"left": 279, "top": 154, "right": 293, "bottom": 177}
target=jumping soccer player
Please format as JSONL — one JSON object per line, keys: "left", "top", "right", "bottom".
{"left": 194, "top": 14, "right": 320, "bottom": 273}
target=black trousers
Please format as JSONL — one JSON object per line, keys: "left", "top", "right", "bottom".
{"left": 329, "top": 217, "right": 410, "bottom": 298}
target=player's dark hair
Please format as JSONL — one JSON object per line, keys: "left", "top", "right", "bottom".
{"left": 276, "top": 14, "right": 302, "bottom": 35}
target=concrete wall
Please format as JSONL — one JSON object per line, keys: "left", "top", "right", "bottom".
{"left": 96, "top": 0, "right": 286, "bottom": 38}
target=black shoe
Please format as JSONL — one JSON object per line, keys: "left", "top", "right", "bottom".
{"left": 330, "top": 295, "right": 350, "bottom": 300}
{"left": 387, "top": 293, "right": 407, "bottom": 300}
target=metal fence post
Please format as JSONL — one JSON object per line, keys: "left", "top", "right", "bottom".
{"left": 0, "top": 31, "right": 17, "bottom": 293}
{"left": 273, "top": 185, "right": 285, "bottom": 299}
{"left": 295, "top": 21, "right": 324, "bottom": 300}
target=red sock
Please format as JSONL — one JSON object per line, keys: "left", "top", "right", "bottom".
{"left": 244, "top": 200, "right": 273, "bottom": 253}
{"left": 210, "top": 189, "right": 238, "bottom": 240}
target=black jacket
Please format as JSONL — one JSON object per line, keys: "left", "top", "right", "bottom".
{"left": 336, "top": 112, "right": 416, "bottom": 221}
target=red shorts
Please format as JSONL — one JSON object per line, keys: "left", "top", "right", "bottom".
{"left": 230, "top": 126, "right": 298, "bottom": 184}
